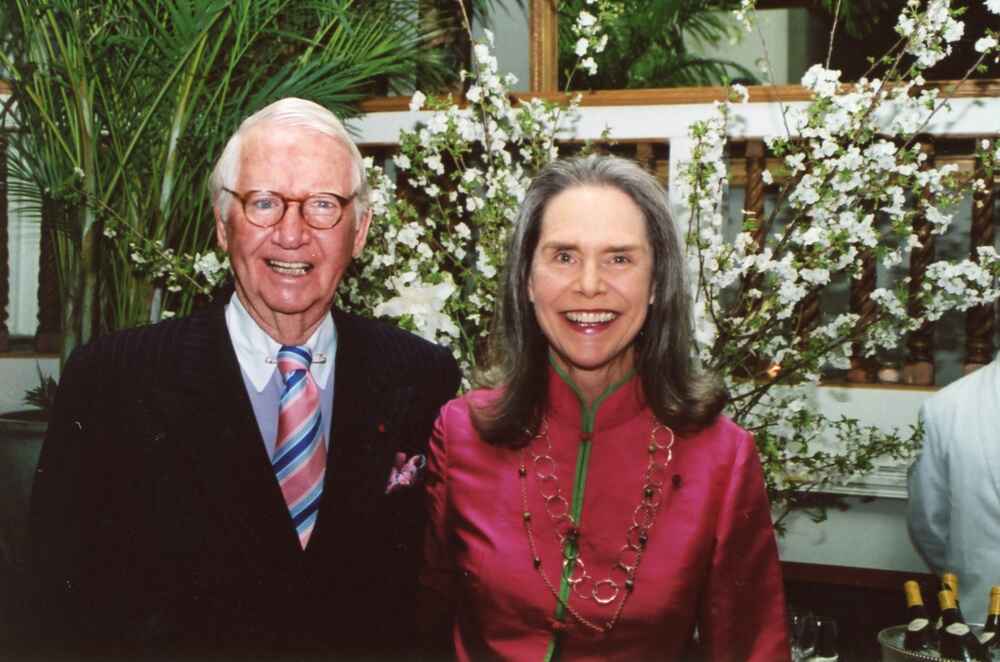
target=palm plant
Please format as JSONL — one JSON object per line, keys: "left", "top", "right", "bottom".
{"left": 1, "top": 0, "right": 452, "bottom": 365}
{"left": 558, "top": 0, "right": 761, "bottom": 89}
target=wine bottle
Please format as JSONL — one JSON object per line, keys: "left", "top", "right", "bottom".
{"left": 943, "top": 572, "right": 965, "bottom": 621}
{"left": 938, "top": 589, "right": 989, "bottom": 662}
{"left": 937, "top": 572, "right": 965, "bottom": 637}
{"left": 980, "top": 586, "right": 1000, "bottom": 648}
{"left": 902, "top": 580, "right": 933, "bottom": 651}
{"left": 806, "top": 618, "right": 839, "bottom": 661}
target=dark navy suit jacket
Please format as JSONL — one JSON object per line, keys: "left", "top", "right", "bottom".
{"left": 29, "top": 303, "right": 460, "bottom": 660}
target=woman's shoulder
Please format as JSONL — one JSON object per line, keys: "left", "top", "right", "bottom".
{"left": 441, "top": 386, "right": 501, "bottom": 412}
{"left": 437, "top": 387, "right": 503, "bottom": 430}
{"left": 681, "top": 414, "right": 753, "bottom": 452}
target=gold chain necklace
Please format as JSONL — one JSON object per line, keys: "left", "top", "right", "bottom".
{"left": 517, "top": 417, "right": 675, "bottom": 634}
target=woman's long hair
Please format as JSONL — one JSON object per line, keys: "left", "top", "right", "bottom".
{"left": 472, "top": 154, "right": 727, "bottom": 447}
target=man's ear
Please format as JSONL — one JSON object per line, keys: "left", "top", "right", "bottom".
{"left": 214, "top": 205, "right": 230, "bottom": 252}
{"left": 351, "top": 208, "right": 374, "bottom": 258}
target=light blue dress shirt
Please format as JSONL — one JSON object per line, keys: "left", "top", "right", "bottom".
{"left": 224, "top": 293, "right": 337, "bottom": 457}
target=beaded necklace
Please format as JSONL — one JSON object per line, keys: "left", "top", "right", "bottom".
{"left": 518, "top": 417, "right": 675, "bottom": 633}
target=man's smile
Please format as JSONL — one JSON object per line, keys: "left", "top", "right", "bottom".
{"left": 266, "top": 258, "right": 313, "bottom": 275}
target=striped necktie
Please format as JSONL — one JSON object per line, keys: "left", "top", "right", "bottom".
{"left": 273, "top": 345, "right": 326, "bottom": 548}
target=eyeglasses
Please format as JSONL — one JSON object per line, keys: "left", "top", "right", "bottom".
{"left": 222, "top": 187, "right": 356, "bottom": 230}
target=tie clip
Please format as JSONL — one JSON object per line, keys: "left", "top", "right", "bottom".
{"left": 265, "top": 352, "right": 328, "bottom": 364}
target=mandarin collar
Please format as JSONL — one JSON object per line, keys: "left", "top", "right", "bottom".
{"left": 224, "top": 292, "right": 337, "bottom": 392}
{"left": 545, "top": 363, "right": 646, "bottom": 431}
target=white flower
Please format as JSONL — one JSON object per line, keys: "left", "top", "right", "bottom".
{"left": 477, "top": 246, "right": 497, "bottom": 278}
{"left": 408, "top": 91, "right": 426, "bottom": 112}
{"left": 425, "top": 154, "right": 445, "bottom": 175}
{"left": 466, "top": 85, "right": 482, "bottom": 104}
{"left": 943, "top": 18, "right": 964, "bottom": 43}
{"left": 800, "top": 268, "right": 831, "bottom": 286}
{"left": 988, "top": 0, "right": 1000, "bottom": 14}
{"left": 393, "top": 154, "right": 411, "bottom": 170}
{"left": 473, "top": 44, "right": 491, "bottom": 65}
{"left": 577, "top": 10, "right": 597, "bottom": 28}
{"left": 730, "top": 83, "right": 750, "bottom": 103}
{"left": 800, "top": 64, "right": 841, "bottom": 97}
{"left": 374, "top": 277, "right": 459, "bottom": 342}
{"left": 193, "top": 252, "right": 227, "bottom": 280}
{"left": 575, "top": 38, "right": 589, "bottom": 57}
{"left": 896, "top": 14, "right": 916, "bottom": 36}
{"left": 396, "top": 223, "right": 421, "bottom": 248}
{"left": 581, "top": 57, "right": 598, "bottom": 75}
{"left": 762, "top": 170, "right": 773, "bottom": 185}
{"left": 975, "top": 36, "right": 998, "bottom": 53}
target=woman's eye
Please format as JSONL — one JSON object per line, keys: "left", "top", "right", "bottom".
{"left": 611, "top": 254, "right": 630, "bottom": 264}
{"left": 555, "top": 252, "right": 573, "bottom": 263}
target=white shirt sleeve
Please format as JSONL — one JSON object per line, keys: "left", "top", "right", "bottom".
{"left": 907, "top": 401, "right": 950, "bottom": 574}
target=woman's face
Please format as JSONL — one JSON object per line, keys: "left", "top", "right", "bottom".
{"left": 528, "top": 184, "right": 654, "bottom": 390}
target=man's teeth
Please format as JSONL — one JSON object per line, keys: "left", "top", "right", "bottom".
{"left": 565, "top": 311, "right": 617, "bottom": 324}
{"left": 267, "top": 259, "right": 311, "bottom": 275}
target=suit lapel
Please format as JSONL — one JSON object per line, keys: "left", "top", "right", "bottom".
{"left": 154, "top": 306, "right": 302, "bottom": 558}
{"left": 308, "top": 310, "right": 415, "bottom": 552}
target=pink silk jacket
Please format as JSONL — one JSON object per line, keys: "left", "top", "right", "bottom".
{"left": 421, "top": 368, "right": 790, "bottom": 661}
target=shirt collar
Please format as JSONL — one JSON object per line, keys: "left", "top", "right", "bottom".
{"left": 224, "top": 292, "right": 337, "bottom": 392}
{"left": 546, "top": 362, "right": 645, "bottom": 431}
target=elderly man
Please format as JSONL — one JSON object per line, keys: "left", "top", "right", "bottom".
{"left": 908, "top": 349, "right": 1000, "bottom": 625}
{"left": 30, "top": 98, "right": 460, "bottom": 659}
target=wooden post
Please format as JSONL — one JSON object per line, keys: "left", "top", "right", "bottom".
{"left": 0, "top": 132, "right": 9, "bottom": 352}
{"left": 745, "top": 140, "right": 766, "bottom": 238}
{"left": 964, "top": 145, "right": 997, "bottom": 373}
{"left": 35, "top": 197, "right": 62, "bottom": 353}
{"left": 902, "top": 138, "right": 936, "bottom": 386}
{"left": 848, "top": 251, "right": 878, "bottom": 383}
{"left": 530, "top": 0, "right": 558, "bottom": 93}
{"left": 735, "top": 140, "right": 769, "bottom": 378}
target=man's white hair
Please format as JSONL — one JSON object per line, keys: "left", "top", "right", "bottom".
{"left": 209, "top": 97, "right": 368, "bottom": 222}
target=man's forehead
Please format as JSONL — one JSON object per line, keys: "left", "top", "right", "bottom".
{"left": 241, "top": 122, "right": 347, "bottom": 154}
{"left": 237, "top": 124, "right": 354, "bottom": 187}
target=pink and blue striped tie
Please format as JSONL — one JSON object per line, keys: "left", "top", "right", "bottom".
{"left": 273, "top": 345, "right": 326, "bottom": 548}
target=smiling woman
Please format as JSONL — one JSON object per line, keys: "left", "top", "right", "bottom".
{"left": 419, "top": 155, "right": 791, "bottom": 661}
{"left": 528, "top": 185, "right": 654, "bottom": 404}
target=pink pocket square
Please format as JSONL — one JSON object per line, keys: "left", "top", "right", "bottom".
{"left": 385, "top": 452, "right": 427, "bottom": 494}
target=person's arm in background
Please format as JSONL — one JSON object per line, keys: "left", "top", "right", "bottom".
{"left": 907, "top": 402, "right": 949, "bottom": 574}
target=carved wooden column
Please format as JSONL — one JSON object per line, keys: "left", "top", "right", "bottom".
{"left": 745, "top": 140, "right": 766, "bottom": 233}
{"left": 964, "top": 146, "right": 996, "bottom": 373}
{"left": 847, "top": 251, "right": 878, "bottom": 382}
{"left": 35, "top": 197, "right": 63, "bottom": 353}
{"left": 736, "top": 140, "right": 769, "bottom": 377}
{"left": 530, "top": 0, "right": 558, "bottom": 92}
{"left": 902, "top": 138, "right": 936, "bottom": 386}
{"left": 635, "top": 142, "right": 655, "bottom": 175}
{"left": 0, "top": 132, "right": 9, "bottom": 352}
